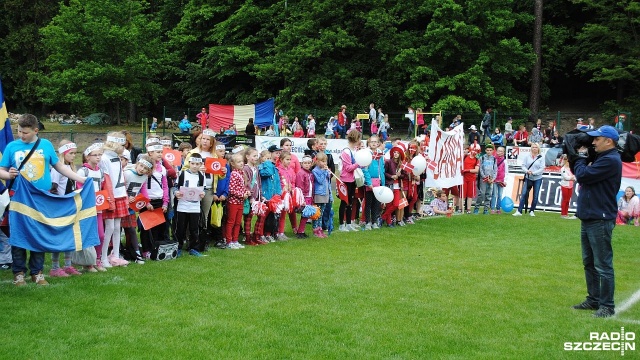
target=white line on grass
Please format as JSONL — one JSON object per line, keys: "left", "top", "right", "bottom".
{"left": 616, "top": 289, "right": 640, "bottom": 315}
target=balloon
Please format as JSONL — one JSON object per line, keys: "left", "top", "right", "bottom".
{"left": 411, "top": 155, "right": 427, "bottom": 176}
{"left": 354, "top": 149, "right": 373, "bottom": 167}
{"left": 500, "top": 196, "right": 514, "bottom": 213}
{"left": 373, "top": 186, "right": 394, "bottom": 204}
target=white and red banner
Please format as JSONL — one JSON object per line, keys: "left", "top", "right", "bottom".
{"left": 425, "top": 120, "right": 464, "bottom": 188}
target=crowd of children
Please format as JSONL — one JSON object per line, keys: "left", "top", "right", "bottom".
{"left": 5, "top": 115, "right": 587, "bottom": 287}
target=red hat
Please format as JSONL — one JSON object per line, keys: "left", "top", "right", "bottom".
{"left": 391, "top": 142, "right": 407, "bottom": 160}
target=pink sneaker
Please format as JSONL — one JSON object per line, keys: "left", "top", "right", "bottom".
{"left": 63, "top": 266, "right": 82, "bottom": 276}
{"left": 109, "top": 256, "right": 129, "bottom": 267}
{"left": 49, "top": 268, "right": 70, "bottom": 277}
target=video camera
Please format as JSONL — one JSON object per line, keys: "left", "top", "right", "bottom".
{"left": 563, "top": 128, "right": 640, "bottom": 173}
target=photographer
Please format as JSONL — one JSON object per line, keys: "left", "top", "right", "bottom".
{"left": 570, "top": 125, "right": 622, "bottom": 318}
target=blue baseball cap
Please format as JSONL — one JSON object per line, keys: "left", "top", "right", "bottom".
{"left": 587, "top": 125, "right": 619, "bottom": 141}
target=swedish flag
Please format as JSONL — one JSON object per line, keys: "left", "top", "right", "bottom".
{"left": 0, "top": 79, "right": 14, "bottom": 169}
{"left": 9, "top": 176, "right": 100, "bottom": 252}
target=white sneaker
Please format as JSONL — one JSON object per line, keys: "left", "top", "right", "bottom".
{"left": 101, "top": 259, "right": 113, "bottom": 268}
{"left": 398, "top": 221, "right": 406, "bottom": 227}
{"left": 529, "top": 211, "right": 535, "bottom": 217}
{"left": 512, "top": 211, "right": 522, "bottom": 217}
{"left": 237, "top": 242, "right": 245, "bottom": 249}
{"left": 371, "top": 223, "right": 380, "bottom": 229}
{"left": 339, "top": 224, "right": 349, "bottom": 232}
{"left": 364, "top": 223, "right": 372, "bottom": 230}
{"left": 567, "top": 215, "right": 577, "bottom": 220}
{"left": 349, "top": 223, "right": 360, "bottom": 231}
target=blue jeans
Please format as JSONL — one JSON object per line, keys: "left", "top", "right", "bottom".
{"left": 11, "top": 247, "right": 44, "bottom": 275}
{"left": 475, "top": 181, "right": 493, "bottom": 210}
{"left": 580, "top": 219, "right": 615, "bottom": 308}
{"left": 490, "top": 183, "right": 504, "bottom": 210}
{"left": 321, "top": 200, "right": 333, "bottom": 230}
{"left": 517, "top": 178, "right": 542, "bottom": 213}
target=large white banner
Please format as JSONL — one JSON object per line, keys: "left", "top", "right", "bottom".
{"left": 255, "top": 136, "right": 350, "bottom": 169}
{"left": 425, "top": 120, "right": 464, "bottom": 188}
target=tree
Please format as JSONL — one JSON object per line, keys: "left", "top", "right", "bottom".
{"left": 37, "top": 0, "right": 165, "bottom": 123}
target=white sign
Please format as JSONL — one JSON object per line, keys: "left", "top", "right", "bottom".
{"left": 425, "top": 120, "right": 464, "bottom": 188}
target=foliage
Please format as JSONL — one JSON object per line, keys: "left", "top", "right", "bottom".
{"left": 35, "top": 0, "right": 166, "bottom": 116}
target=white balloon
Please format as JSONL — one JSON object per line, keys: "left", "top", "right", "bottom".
{"left": 411, "top": 155, "right": 427, "bottom": 175}
{"left": 373, "top": 186, "right": 394, "bottom": 204}
{"left": 354, "top": 149, "right": 373, "bottom": 167}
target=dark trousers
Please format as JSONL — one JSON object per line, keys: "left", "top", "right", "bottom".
{"left": 176, "top": 211, "right": 200, "bottom": 251}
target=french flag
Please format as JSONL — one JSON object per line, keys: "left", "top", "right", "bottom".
{"left": 209, "top": 98, "right": 275, "bottom": 132}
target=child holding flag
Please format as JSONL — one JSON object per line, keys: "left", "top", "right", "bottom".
{"left": 276, "top": 150, "right": 298, "bottom": 239}
{"left": 122, "top": 154, "right": 154, "bottom": 263}
{"left": 175, "top": 153, "right": 206, "bottom": 256}
{"left": 295, "top": 156, "right": 315, "bottom": 238}
{"left": 258, "top": 148, "right": 282, "bottom": 243}
{"left": 49, "top": 140, "right": 83, "bottom": 277}
{"left": 140, "top": 141, "right": 170, "bottom": 259}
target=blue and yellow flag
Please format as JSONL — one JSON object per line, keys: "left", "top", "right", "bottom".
{"left": 9, "top": 176, "right": 100, "bottom": 252}
{"left": 0, "top": 79, "right": 14, "bottom": 173}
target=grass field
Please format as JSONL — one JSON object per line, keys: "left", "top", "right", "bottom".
{"left": 1, "top": 211, "right": 639, "bottom": 359}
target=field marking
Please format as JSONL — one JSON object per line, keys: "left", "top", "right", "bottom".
{"left": 616, "top": 289, "right": 640, "bottom": 315}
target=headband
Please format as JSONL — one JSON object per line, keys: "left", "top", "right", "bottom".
{"left": 146, "top": 137, "right": 159, "bottom": 145}
{"left": 58, "top": 143, "right": 77, "bottom": 154}
{"left": 203, "top": 129, "right": 216, "bottom": 137}
{"left": 84, "top": 143, "right": 103, "bottom": 156}
{"left": 189, "top": 157, "right": 203, "bottom": 163}
{"left": 232, "top": 146, "right": 244, "bottom": 154}
{"left": 215, "top": 144, "right": 226, "bottom": 150}
{"left": 147, "top": 144, "right": 163, "bottom": 152}
{"left": 160, "top": 140, "right": 172, "bottom": 146}
{"left": 301, "top": 156, "right": 313, "bottom": 163}
{"left": 138, "top": 159, "right": 153, "bottom": 169}
{"left": 107, "top": 136, "right": 126, "bottom": 145}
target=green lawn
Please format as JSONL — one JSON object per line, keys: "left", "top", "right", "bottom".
{"left": 1, "top": 211, "right": 638, "bottom": 359}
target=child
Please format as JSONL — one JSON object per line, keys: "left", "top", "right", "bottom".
{"left": 139, "top": 141, "right": 170, "bottom": 259}
{"left": 175, "top": 153, "right": 206, "bottom": 256}
{"left": 179, "top": 115, "right": 192, "bottom": 134}
{"left": 315, "top": 136, "right": 335, "bottom": 231}
{"left": 347, "top": 121, "right": 358, "bottom": 135}
{"left": 77, "top": 142, "right": 106, "bottom": 272}
{"left": 362, "top": 135, "right": 384, "bottom": 230}
{"left": 226, "top": 154, "right": 250, "bottom": 249}
{"left": 559, "top": 155, "right": 576, "bottom": 219}
{"left": 122, "top": 154, "right": 154, "bottom": 264}
{"left": 426, "top": 190, "right": 453, "bottom": 216}
{"left": 211, "top": 144, "right": 231, "bottom": 249}
{"left": 177, "top": 142, "right": 193, "bottom": 171}
{"left": 304, "top": 138, "right": 317, "bottom": 159}
{"left": 307, "top": 116, "right": 316, "bottom": 137}
{"left": 295, "top": 156, "right": 315, "bottom": 238}
{"left": 403, "top": 141, "right": 421, "bottom": 224}
{"left": 325, "top": 117, "right": 335, "bottom": 139}
{"left": 243, "top": 148, "right": 262, "bottom": 245}
{"left": 311, "top": 153, "right": 330, "bottom": 237}
{"left": 276, "top": 151, "right": 297, "bottom": 239}
{"left": 474, "top": 144, "right": 496, "bottom": 214}
{"left": 461, "top": 145, "right": 480, "bottom": 214}
{"left": 378, "top": 115, "right": 390, "bottom": 141}
{"left": 49, "top": 140, "right": 82, "bottom": 277}
{"left": 490, "top": 146, "right": 507, "bottom": 214}
{"left": 149, "top": 117, "right": 158, "bottom": 133}
{"left": 381, "top": 142, "right": 407, "bottom": 227}
{"left": 258, "top": 149, "right": 282, "bottom": 243}
{"left": 264, "top": 125, "right": 276, "bottom": 137}
{"left": 99, "top": 132, "right": 130, "bottom": 268}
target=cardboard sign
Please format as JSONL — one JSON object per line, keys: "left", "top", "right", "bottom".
{"left": 179, "top": 186, "right": 203, "bottom": 202}
{"left": 204, "top": 157, "right": 227, "bottom": 175}
{"left": 162, "top": 149, "right": 182, "bottom": 166}
{"left": 138, "top": 208, "right": 165, "bottom": 230}
{"left": 129, "top": 194, "right": 150, "bottom": 212}
{"left": 95, "top": 190, "right": 110, "bottom": 211}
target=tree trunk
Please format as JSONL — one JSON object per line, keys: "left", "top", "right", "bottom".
{"left": 529, "top": 0, "right": 543, "bottom": 118}
{"left": 128, "top": 101, "right": 136, "bottom": 125}
{"left": 116, "top": 102, "right": 121, "bottom": 126}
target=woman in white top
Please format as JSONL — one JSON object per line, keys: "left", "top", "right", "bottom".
{"left": 617, "top": 186, "right": 639, "bottom": 225}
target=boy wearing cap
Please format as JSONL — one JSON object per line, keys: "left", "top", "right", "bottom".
{"left": 473, "top": 144, "right": 496, "bottom": 214}
{"left": 571, "top": 125, "right": 622, "bottom": 318}
{"left": 468, "top": 125, "right": 480, "bottom": 146}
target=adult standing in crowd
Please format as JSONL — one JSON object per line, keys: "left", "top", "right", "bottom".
{"left": 571, "top": 125, "right": 622, "bottom": 318}
{"left": 245, "top": 118, "right": 256, "bottom": 136}
{"left": 512, "top": 142, "right": 544, "bottom": 216}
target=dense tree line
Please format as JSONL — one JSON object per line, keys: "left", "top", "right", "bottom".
{"left": 0, "top": 0, "right": 638, "bottom": 123}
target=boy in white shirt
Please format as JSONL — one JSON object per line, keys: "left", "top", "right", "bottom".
{"left": 174, "top": 153, "right": 206, "bottom": 256}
